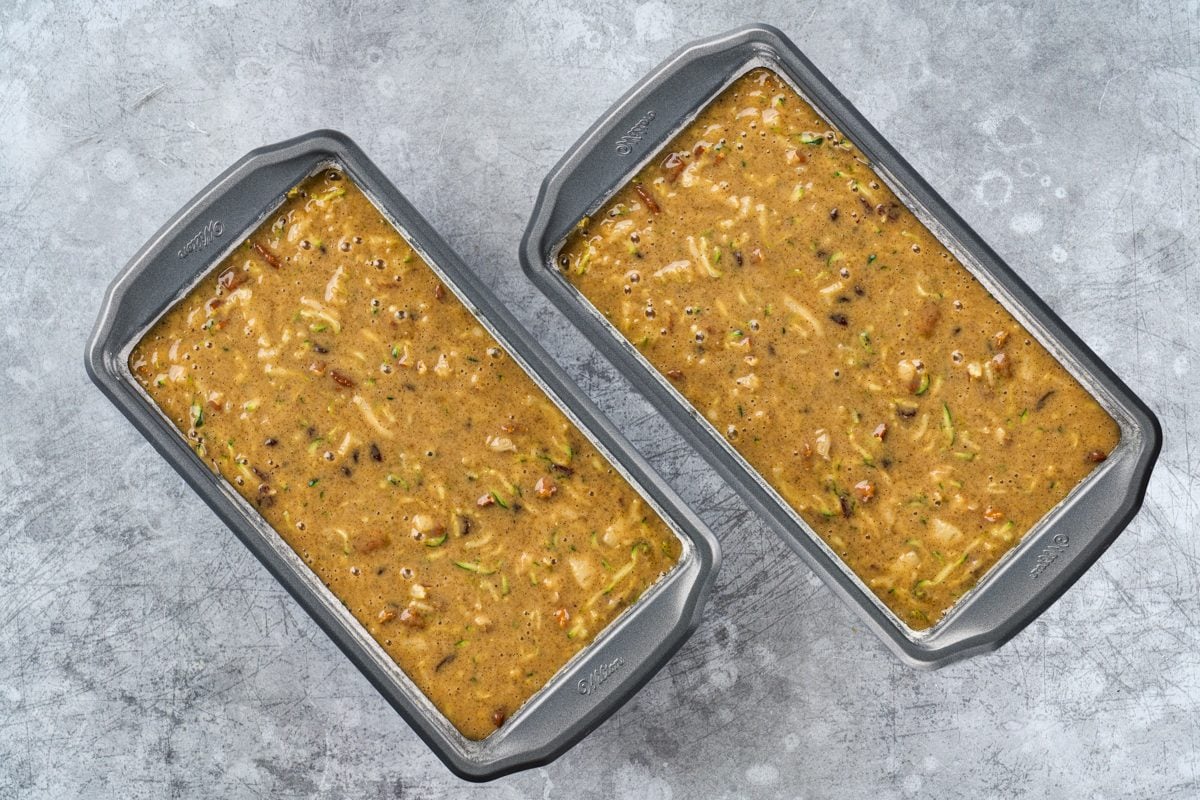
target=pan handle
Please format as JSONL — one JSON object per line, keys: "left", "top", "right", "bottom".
{"left": 912, "top": 408, "right": 1161, "bottom": 664}
{"left": 523, "top": 24, "right": 794, "bottom": 263}
{"left": 468, "top": 549, "right": 712, "bottom": 778}
{"left": 85, "top": 131, "right": 355, "bottom": 388}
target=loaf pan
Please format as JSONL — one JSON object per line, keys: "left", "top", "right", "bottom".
{"left": 520, "top": 25, "right": 1160, "bottom": 667}
{"left": 85, "top": 131, "right": 719, "bottom": 780}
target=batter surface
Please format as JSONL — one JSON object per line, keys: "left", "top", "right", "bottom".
{"left": 560, "top": 69, "right": 1118, "bottom": 628}
{"left": 132, "top": 169, "right": 681, "bottom": 738}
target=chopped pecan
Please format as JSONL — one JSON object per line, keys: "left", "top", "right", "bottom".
{"left": 352, "top": 531, "right": 389, "bottom": 554}
{"left": 218, "top": 267, "right": 246, "bottom": 292}
{"left": 838, "top": 494, "right": 853, "bottom": 518}
{"left": 252, "top": 241, "right": 282, "bottom": 268}
{"left": 914, "top": 302, "right": 941, "bottom": 337}
{"left": 662, "top": 151, "right": 687, "bottom": 182}
{"left": 634, "top": 183, "right": 661, "bottom": 214}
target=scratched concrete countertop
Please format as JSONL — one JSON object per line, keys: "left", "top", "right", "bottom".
{"left": 2, "top": 1, "right": 1197, "bottom": 798}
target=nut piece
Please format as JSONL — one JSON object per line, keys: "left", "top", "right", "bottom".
{"left": 814, "top": 429, "right": 831, "bottom": 460}
{"left": 487, "top": 435, "right": 517, "bottom": 453}
{"left": 914, "top": 302, "right": 941, "bottom": 337}
{"left": 897, "top": 359, "right": 927, "bottom": 394}
{"left": 410, "top": 514, "right": 444, "bottom": 540}
{"left": 534, "top": 476, "right": 557, "bottom": 499}
{"left": 351, "top": 531, "right": 389, "bottom": 554}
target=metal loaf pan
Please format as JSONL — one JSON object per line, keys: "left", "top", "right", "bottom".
{"left": 85, "top": 131, "right": 720, "bottom": 780}
{"left": 520, "top": 25, "right": 1161, "bottom": 667}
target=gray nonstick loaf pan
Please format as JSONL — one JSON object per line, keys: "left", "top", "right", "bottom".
{"left": 520, "top": 24, "right": 1161, "bottom": 668}
{"left": 85, "top": 131, "right": 719, "bottom": 780}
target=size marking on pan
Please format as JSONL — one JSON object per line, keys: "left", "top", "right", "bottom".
{"left": 577, "top": 656, "right": 625, "bottom": 695}
{"left": 614, "top": 111, "right": 657, "bottom": 155}
{"left": 1028, "top": 534, "right": 1070, "bottom": 579}
{"left": 178, "top": 219, "right": 224, "bottom": 259}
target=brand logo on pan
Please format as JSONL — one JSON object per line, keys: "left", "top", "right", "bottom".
{"left": 1028, "top": 534, "right": 1070, "bottom": 578}
{"left": 614, "top": 111, "right": 656, "bottom": 155}
{"left": 177, "top": 219, "right": 224, "bottom": 259}
{"left": 577, "top": 656, "right": 625, "bottom": 695}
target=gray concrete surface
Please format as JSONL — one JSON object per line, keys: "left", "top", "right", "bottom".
{"left": 2, "top": 1, "right": 1197, "bottom": 797}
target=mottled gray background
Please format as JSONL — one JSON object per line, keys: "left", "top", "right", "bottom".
{"left": 1, "top": 1, "right": 1196, "bottom": 798}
